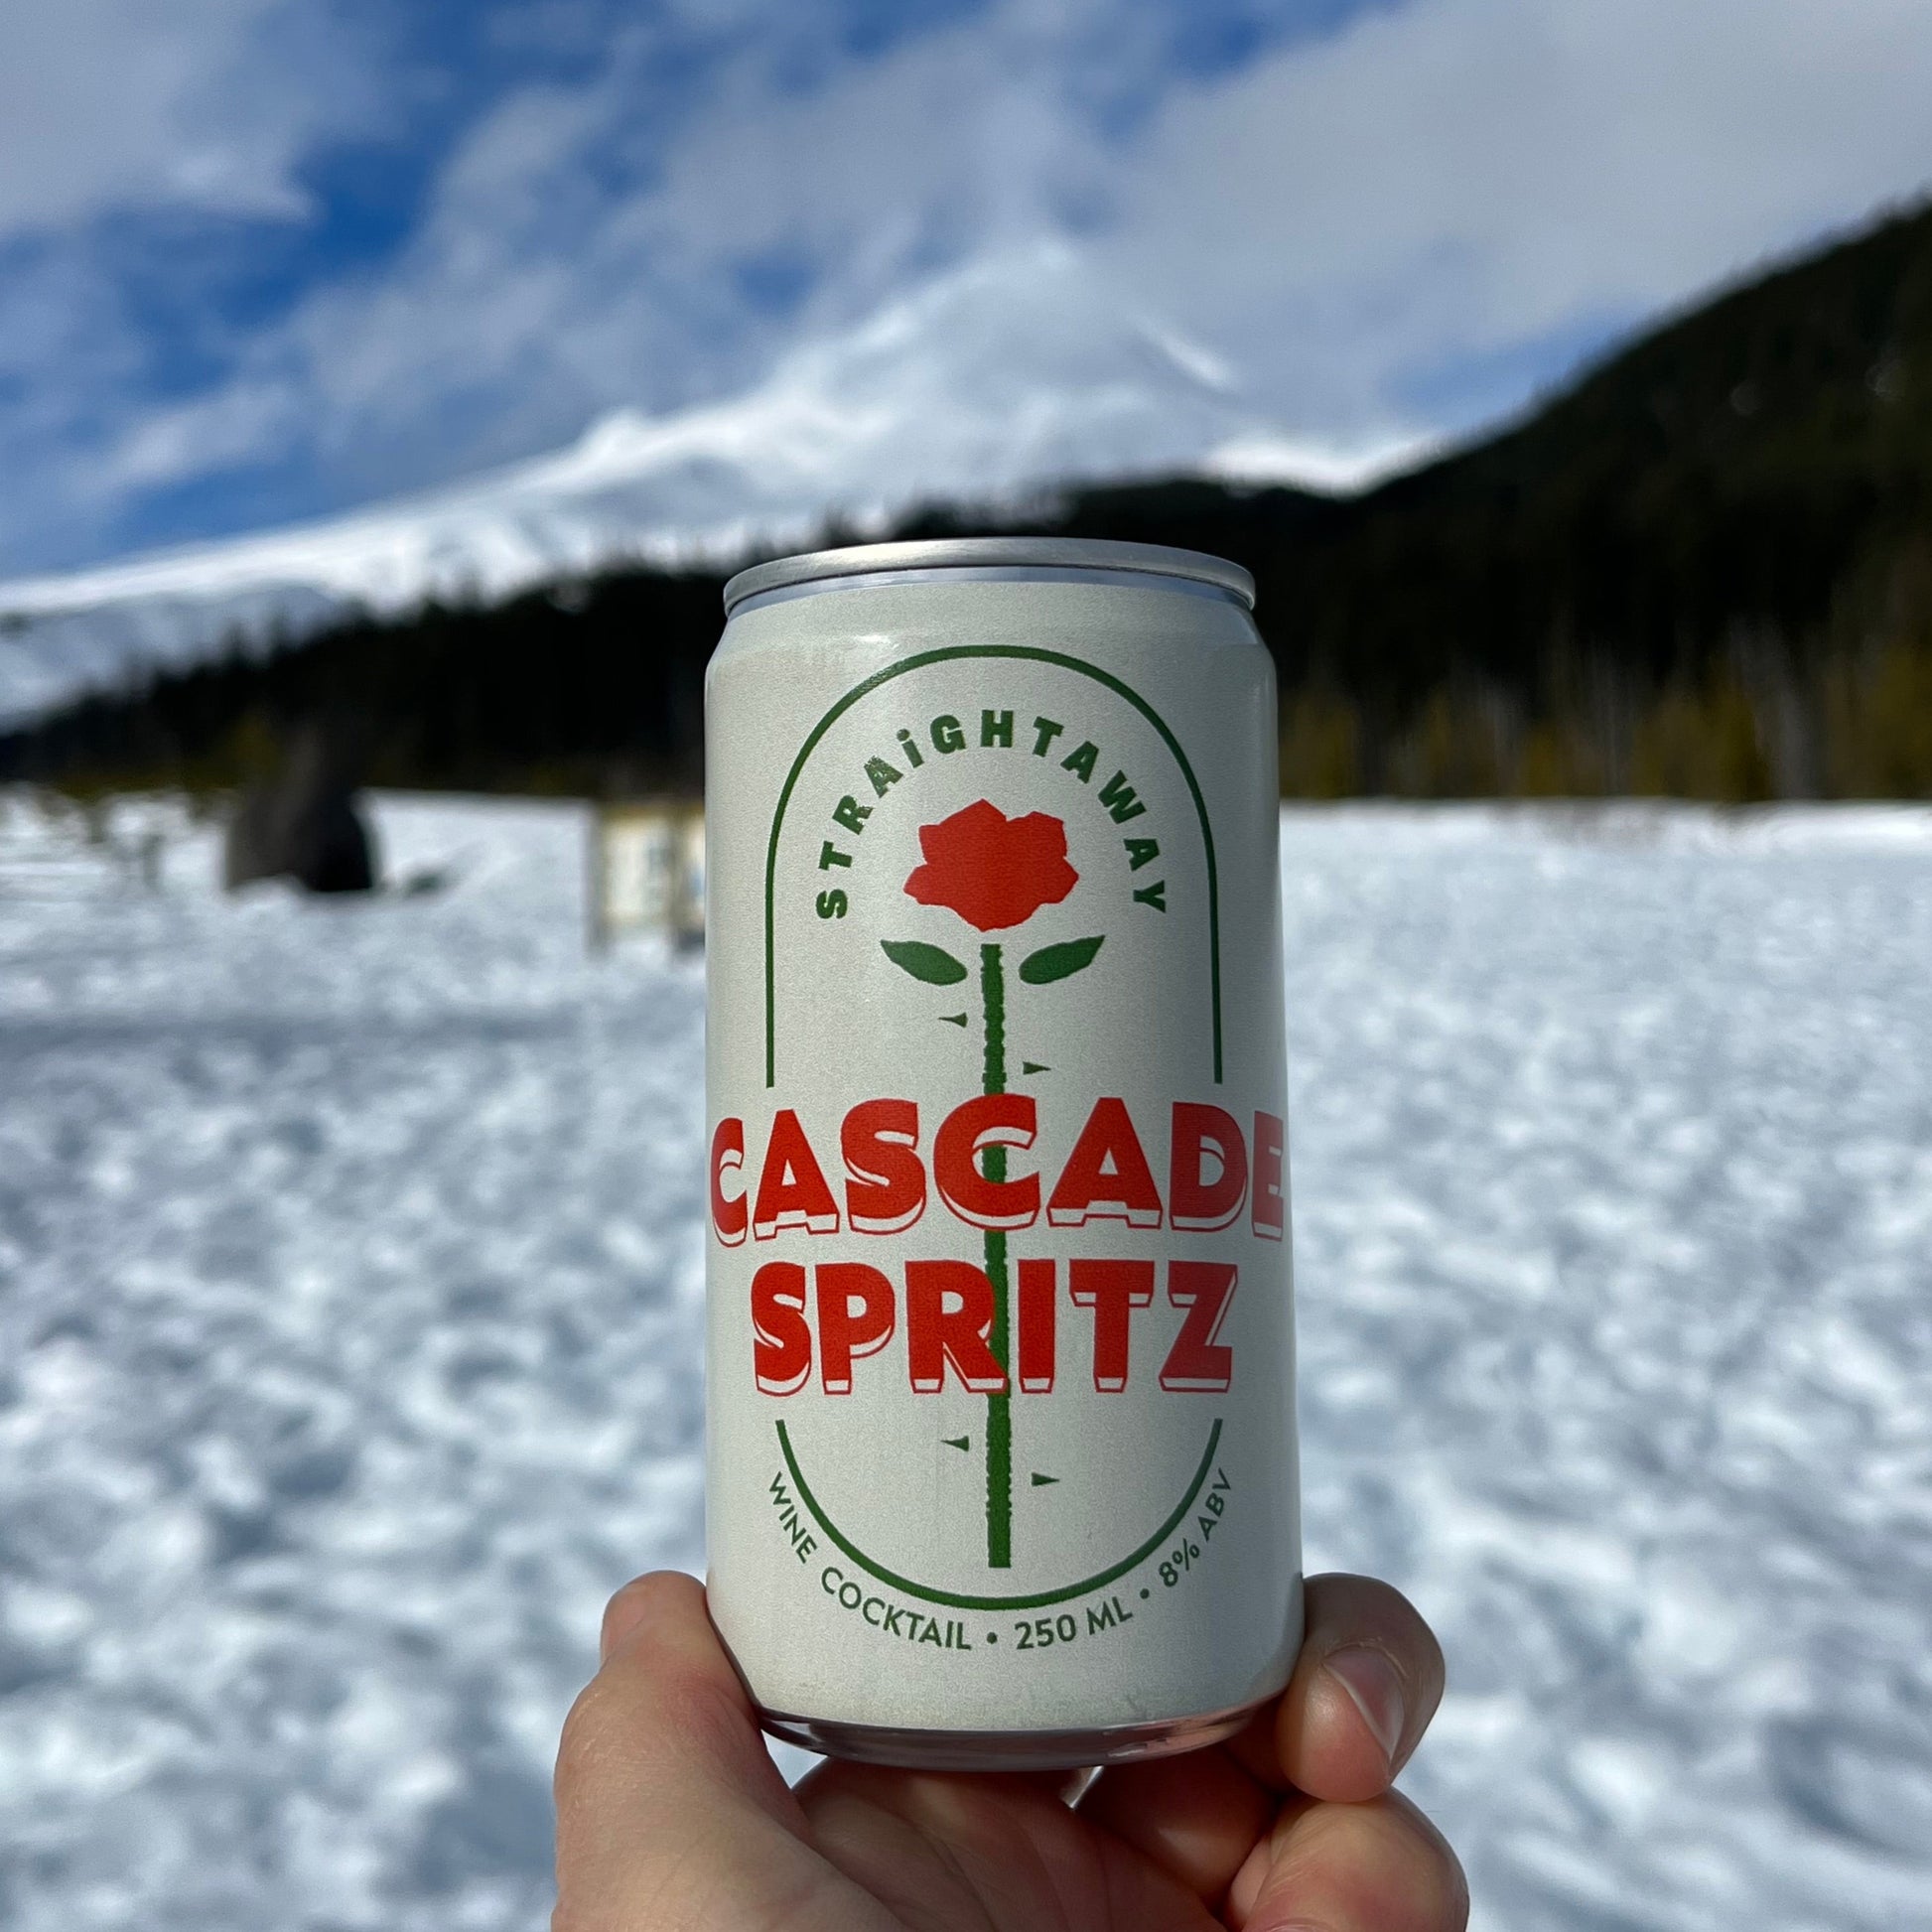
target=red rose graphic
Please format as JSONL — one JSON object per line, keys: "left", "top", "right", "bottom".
{"left": 903, "top": 798, "right": 1078, "bottom": 931}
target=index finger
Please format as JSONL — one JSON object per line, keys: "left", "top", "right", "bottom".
{"left": 1228, "top": 1572, "right": 1447, "bottom": 1803}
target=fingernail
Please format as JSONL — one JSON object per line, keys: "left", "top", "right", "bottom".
{"left": 1323, "top": 1646, "right": 1405, "bottom": 1764}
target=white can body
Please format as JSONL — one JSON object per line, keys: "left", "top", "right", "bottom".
{"left": 703, "top": 541, "right": 1302, "bottom": 1768}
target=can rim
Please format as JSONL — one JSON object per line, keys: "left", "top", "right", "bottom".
{"left": 722, "top": 538, "right": 1255, "bottom": 616}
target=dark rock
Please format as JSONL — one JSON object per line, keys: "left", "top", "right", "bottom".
{"left": 223, "top": 734, "right": 378, "bottom": 895}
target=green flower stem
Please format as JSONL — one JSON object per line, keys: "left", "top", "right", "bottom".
{"left": 981, "top": 941, "right": 1012, "bottom": 1571}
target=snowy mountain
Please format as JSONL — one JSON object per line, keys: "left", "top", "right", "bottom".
{"left": 0, "top": 248, "right": 1405, "bottom": 727}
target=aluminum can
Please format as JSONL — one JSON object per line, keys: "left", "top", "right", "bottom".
{"left": 704, "top": 538, "right": 1302, "bottom": 1769}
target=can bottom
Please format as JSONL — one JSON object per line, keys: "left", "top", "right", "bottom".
{"left": 759, "top": 1697, "right": 1263, "bottom": 1773}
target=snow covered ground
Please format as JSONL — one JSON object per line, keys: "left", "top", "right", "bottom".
{"left": 1, "top": 794, "right": 1927, "bottom": 1930}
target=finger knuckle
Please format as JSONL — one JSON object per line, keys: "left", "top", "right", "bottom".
{"left": 1298, "top": 1796, "right": 1467, "bottom": 1929}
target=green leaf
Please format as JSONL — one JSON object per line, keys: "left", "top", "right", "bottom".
{"left": 881, "top": 938, "right": 969, "bottom": 985}
{"left": 1019, "top": 935, "right": 1104, "bottom": 984}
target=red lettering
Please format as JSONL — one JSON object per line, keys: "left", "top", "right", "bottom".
{"left": 1252, "top": 1112, "right": 1286, "bottom": 1240}
{"left": 751, "top": 1261, "right": 810, "bottom": 1394}
{"left": 1069, "top": 1259, "right": 1155, "bottom": 1391}
{"left": 934, "top": 1094, "right": 1039, "bottom": 1230}
{"left": 1017, "top": 1258, "right": 1056, "bottom": 1392}
{"left": 1047, "top": 1098, "right": 1163, "bottom": 1229}
{"left": 1160, "top": 1260, "right": 1236, "bottom": 1391}
{"left": 842, "top": 1098, "right": 926, "bottom": 1234}
{"left": 1169, "top": 1102, "right": 1248, "bottom": 1232}
{"left": 710, "top": 1117, "right": 748, "bottom": 1246}
{"left": 815, "top": 1262, "right": 896, "bottom": 1394}
{"left": 905, "top": 1261, "right": 1007, "bottom": 1394}
{"left": 753, "top": 1110, "right": 841, "bottom": 1240}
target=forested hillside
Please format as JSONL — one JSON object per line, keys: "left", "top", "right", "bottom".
{"left": 7, "top": 202, "right": 1930, "bottom": 800}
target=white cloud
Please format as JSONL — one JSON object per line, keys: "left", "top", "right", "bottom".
{"left": 1106, "top": 0, "right": 1932, "bottom": 431}
{"left": 102, "top": 383, "right": 304, "bottom": 492}
{"left": 90, "top": 4, "right": 1128, "bottom": 499}
{"left": 0, "top": 1, "right": 337, "bottom": 233}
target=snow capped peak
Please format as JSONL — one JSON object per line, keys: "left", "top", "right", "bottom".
{"left": 0, "top": 246, "right": 1294, "bottom": 726}
{"left": 518, "top": 244, "right": 1252, "bottom": 506}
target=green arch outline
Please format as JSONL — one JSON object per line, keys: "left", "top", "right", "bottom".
{"left": 762, "top": 644, "right": 1222, "bottom": 1088}
{"left": 777, "top": 1416, "right": 1222, "bottom": 1611}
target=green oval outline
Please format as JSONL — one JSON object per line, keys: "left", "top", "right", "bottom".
{"left": 775, "top": 1416, "right": 1222, "bottom": 1611}
{"left": 760, "top": 644, "right": 1222, "bottom": 1087}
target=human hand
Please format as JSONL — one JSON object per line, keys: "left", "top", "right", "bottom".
{"left": 553, "top": 1571, "right": 1464, "bottom": 1930}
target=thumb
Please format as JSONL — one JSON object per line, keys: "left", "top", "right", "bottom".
{"left": 553, "top": 1573, "right": 818, "bottom": 1928}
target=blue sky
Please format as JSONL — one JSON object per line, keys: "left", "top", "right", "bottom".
{"left": 4, "top": 0, "right": 1932, "bottom": 579}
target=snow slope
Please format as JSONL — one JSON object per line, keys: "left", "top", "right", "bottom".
{"left": 0, "top": 251, "right": 1411, "bottom": 727}
{"left": 1, "top": 796, "right": 1927, "bottom": 1929}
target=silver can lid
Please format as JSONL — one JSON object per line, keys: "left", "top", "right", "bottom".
{"left": 722, "top": 537, "right": 1255, "bottom": 617}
